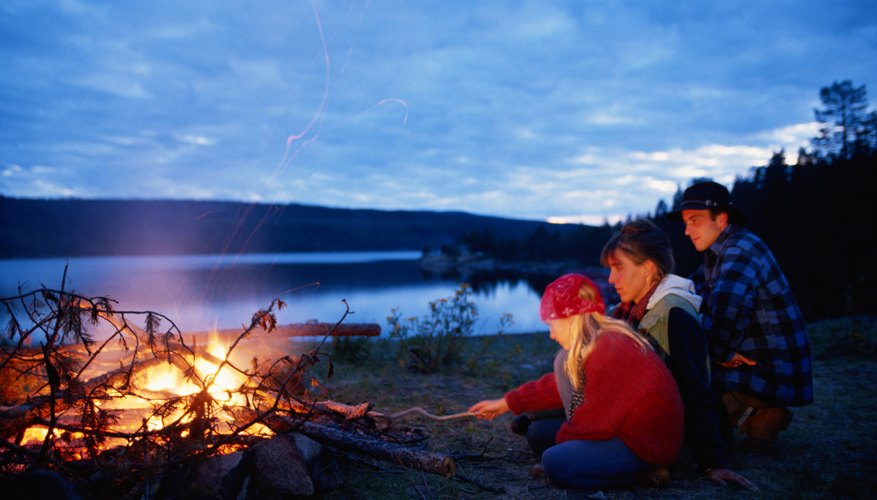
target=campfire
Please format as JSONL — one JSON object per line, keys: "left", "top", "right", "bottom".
{"left": 0, "top": 271, "right": 455, "bottom": 497}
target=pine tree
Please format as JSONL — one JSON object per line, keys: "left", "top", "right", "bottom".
{"left": 812, "top": 80, "right": 870, "bottom": 160}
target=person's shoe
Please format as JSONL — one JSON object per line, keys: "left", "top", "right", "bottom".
{"left": 510, "top": 414, "right": 532, "bottom": 435}
{"left": 636, "top": 466, "right": 670, "bottom": 487}
{"left": 739, "top": 407, "right": 793, "bottom": 448}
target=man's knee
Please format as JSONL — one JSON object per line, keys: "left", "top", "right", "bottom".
{"left": 720, "top": 392, "right": 792, "bottom": 448}
{"left": 741, "top": 407, "right": 792, "bottom": 448}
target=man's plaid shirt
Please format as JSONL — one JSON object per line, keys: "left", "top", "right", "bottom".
{"left": 692, "top": 225, "right": 813, "bottom": 406}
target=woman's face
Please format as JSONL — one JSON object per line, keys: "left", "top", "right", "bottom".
{"left": 548, "top": 317, "right": 573, "bottom": 350}
{"left": 606, "top": 250, "right": 655, "bottom": 304}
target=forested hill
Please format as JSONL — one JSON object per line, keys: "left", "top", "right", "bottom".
{"left": 0, "top": 197, "right": 585, "bottom": 258}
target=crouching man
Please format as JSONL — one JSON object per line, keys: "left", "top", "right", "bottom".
{"left": 669, "top": 181, "right": 813, "bottom": 448}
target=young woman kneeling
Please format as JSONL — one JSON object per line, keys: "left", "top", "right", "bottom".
{"left": 468, "top": 273, "right": 684, "bottom": 489}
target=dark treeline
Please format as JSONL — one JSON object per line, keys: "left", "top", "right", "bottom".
{"left": 460, "top": 80, "right": 877, "bottom": 322}
{"left": 459, "top": 224, "right": 615, "bottom": 266}
{"left": 0, "top": 198, "right": 581, "bottom": 258}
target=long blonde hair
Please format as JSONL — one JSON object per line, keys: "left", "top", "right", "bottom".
{"left": 563, "top": 283, "right": 651, "bottom": 390}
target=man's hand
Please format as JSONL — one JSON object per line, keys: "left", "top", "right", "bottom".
{"left": 707, "top": 468, "right": 759, "bottom": 490}
{"left": 719, "top": 352, "right": 757, "bottom": 369}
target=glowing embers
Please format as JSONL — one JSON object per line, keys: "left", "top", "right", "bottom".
{"left": 17, "top": 336, "right": 276, "bottom": 454}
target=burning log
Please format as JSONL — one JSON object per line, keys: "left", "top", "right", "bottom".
{"left": 0, "top": 344, "right": 201, "bottom": 440}
{"left": 1, "top": 280, "right": 298, "bottom": 457}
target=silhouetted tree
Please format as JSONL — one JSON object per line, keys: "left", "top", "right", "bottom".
{"left": 854, "top": 110, "right": 877, "bottom": 157}
{"left": 670, "top": 184, "right": 684, "bottom": 211}
{"left": 766, "top": 149, "right": 788, "bottom": 183}
{"left": 795, "top": 146, "right": 818, "bottom": 167}
{"left": 812, "top": 80, "right": 870, "bottom": 160}
{"left": 654, "top": 199, "right": 669, "bottom": 218}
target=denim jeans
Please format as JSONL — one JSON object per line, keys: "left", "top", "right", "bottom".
{"left": 526, "top": 418, "right": 651, "bottom": 489}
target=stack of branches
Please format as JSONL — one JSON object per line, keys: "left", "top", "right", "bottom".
{"left": 0, "top": 268, "right": 353, "bottom": 496}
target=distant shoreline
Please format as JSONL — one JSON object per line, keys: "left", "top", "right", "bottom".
{"left": 0, "top": 197, "right": 587, "bottom": 259}
{"left": 0, "top": 250, "right": 423, "bottom": 264}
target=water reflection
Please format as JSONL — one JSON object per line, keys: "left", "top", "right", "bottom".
{"left": 0, "top": 253, "right": 612, "bottom": 336}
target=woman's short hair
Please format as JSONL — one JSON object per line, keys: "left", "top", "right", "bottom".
{"left": 599, "top": 219, "right": 675, "bottom": 277}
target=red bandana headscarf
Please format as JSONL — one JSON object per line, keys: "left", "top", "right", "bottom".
{"left": 539, "top": 274, "right": 605, "bottom": 322}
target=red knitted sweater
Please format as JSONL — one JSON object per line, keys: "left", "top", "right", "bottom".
{"left": 504, "top": 330, "right": 684, "bottom": 466}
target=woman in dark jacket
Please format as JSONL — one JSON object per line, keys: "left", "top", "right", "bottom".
{"left": 601, "top": 219, "right": 756, "bottom": 490}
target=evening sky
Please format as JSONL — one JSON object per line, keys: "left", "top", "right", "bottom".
{"left": 1, "top": 0, "right": 875, "bottom": 223}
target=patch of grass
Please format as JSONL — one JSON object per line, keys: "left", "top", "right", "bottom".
{"left": 331, "top": 335, "right": 374, "bottom": 364}
{"left": 807, "top": 315, "right": 877, "bottom": 359}
{"left": 311, "top": 316, "right": 877, "bottom": 498}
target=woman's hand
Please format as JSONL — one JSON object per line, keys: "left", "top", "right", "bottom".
{"left": 467, "top": 398, "right": 510, "bottom": 420}
{"left": 719, "top": 352, "right": 757, "bottom": 369}
{"left": 707, "top": 468, "right": 758, "bottom": 490}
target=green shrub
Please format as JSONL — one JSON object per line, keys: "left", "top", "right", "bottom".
{"left": 386, "top": 284, "right": 478, "bottom": 373}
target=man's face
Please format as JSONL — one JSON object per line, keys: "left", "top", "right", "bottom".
{"left": 682, "top": 209, "right": 727, "bottom": 252}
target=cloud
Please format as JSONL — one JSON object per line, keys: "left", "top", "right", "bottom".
{"left": 756, "top": 122, "right": 821, "bottom": 149}
{"left": 72, "top": 74, "right": 151, "bottom": 99}
{"left": 1, "top": 0, "right": 875, "bottom": 225}
{"left": 175, "top": 134, "right": 215, "bottom": 147}
{"left": 1, "top": 163, "right": 78, "bottom": 197}
{"left": 1, "top": 164, "right": 23, "bottom": 177}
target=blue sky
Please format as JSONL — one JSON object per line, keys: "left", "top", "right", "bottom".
{"left": 1, "top": 1, "right": 875, "bottom": 224}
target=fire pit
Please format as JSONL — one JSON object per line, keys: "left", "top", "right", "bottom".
{"left": 0, "top": 272, "right": 454, "bottom": 498}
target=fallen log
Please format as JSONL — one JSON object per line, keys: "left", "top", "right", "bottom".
{"left": 287, "top": 400, "right": 372, "bottom": 420}
{"left": 192, "top": 323, "right": 381, "bottom": 341}
{"left": 220, "top": 408, "right": 455, "bottom": 477}
{"left": 294, "top": 420, "right": 456, "bottom": 477}
{"left": 277, "top": 323, "right": 380, "bottom": 337}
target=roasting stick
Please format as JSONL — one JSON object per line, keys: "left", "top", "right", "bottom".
{"left": 385, "top": 406, "right": 476, "bottom": 421}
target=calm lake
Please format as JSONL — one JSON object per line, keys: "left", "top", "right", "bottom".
{"left": 0, "top": 252, "right": 610, "bottom": 337}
